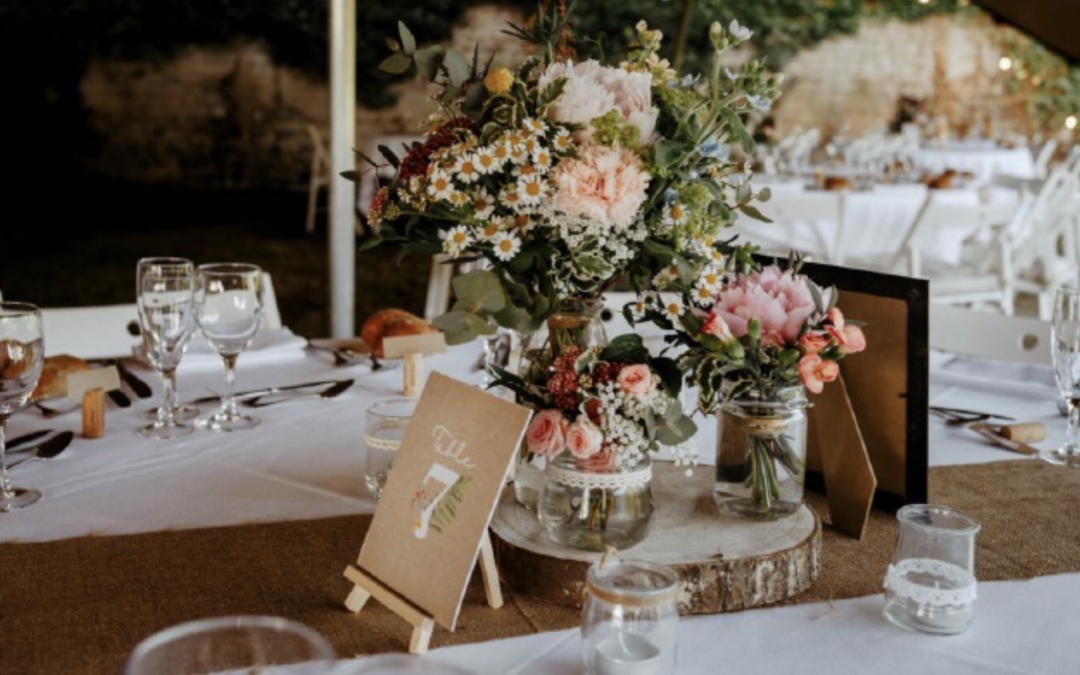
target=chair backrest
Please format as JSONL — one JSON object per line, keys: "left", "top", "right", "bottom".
{"left": 1033, "top": 138, "right": 1058, "bottom": 179}
{"left": 755, "top": 189, "right": 846, "bottom": 263}
{"left": 260, "top": 271, "right": 283, "bottom": 331}
{"left": 930, "top": 303, "right": 1050, "bottom": 365}
{"left": 41, "top": 303, "right": 143, "bottom": 359}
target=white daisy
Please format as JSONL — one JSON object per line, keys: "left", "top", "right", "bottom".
{"left": 491, "top": 143, "right": 511, "bottom": 165}
{"left": 500, "top": 186, "right": 524, "bottom": 211}
{"left": 479, "top": 217, "right": 509, "bottom": 241}
{"left": 471, "top": 189, "right": 496, "bottom": 220}
{"left": 662, "top": 203, "right": 689, "bottom": 227}
{"left": 517, "top": 174, "right": 546, "bottom": 205}
{"left": 708, "top": 247, "right": 725, "bottom": 265}
{"left": 504, "top": 132, "right": 526, "bottom": 151}
{"left": 698, "top": 265, "right": 724, "bottom": 291}
{"left": 449, "top": 191, "right": 469, "bottom": 207}
{"left": 427, "top": 169, "right": 454, "bottom": 201}
{"left": 512, "top": 213, "right": 536, "bottom": 233}
{"left": 553, "top": 129, "right": 573, "bottom": 151}
{"left": 508, "top": 143, "right": 528, "bottom": 165}
{"left": 453, "top": 154, "right": 482, "bottom": 184}
{"left": 531, "top": 147, "right": 555, "bottom": 171}
{"left": 513, "top": 163, "right": 540, "bottom": 178}
{"left": 691, "top": 283, "right": 716, "bottom": 307}
{"left": 492, "top": 232, "right": 522, "bottom": 261}
{"left": 654, "top": 263, "right": 680, "bottom": 288}
{"left": 523, "top": 117, "right": 548, "bottom": 135}
{"left": 440, "top": 225, "right": 472, "bottom": 257}
{"left": 522, "top": 136, "right": 540, "bottom": 157}
{"left": 662, "top": 296, "right": 684, "bottom": 321}
{"left": 474, "top": 147, "right": 500, "bottom": 174}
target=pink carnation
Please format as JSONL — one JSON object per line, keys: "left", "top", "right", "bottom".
{"left": 553, "top": 146, "right": 650, "bottom": 229}
{"left": 526, "top": 409, "right": 568, "bottom": 458}
{"left": 539, "top": 59, "right": 658, "bottom": 145}
{"left": 798, "top": 354, "right": 840, "bottom": 394}
{"left": 826, "top": 308, "right": 867, "bottom": 354}
{"left": 713, "top": 266, "right": 821, "bottom": 347}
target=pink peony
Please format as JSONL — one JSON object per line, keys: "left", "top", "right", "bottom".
{"left": 566, "top": 419, "right": 604, "bottom": 459}
{"left": 538, "top": 60, "right": 658, "bottom": 145}
{"left": 553, "top": 146, "right": 650, "bottom": 229}
{"left": 798, "top": 354, "right": 839, "bottom": 394}
{"left": 713, "top": 266, "right": 820, "bottom": 347}
{"left": 826, "top": 308, "right": 867, "bottom": 354}
{"left": 618, "top": 364, "right": 656, "bottom": 397}
{"left": 526, "top": 409, "right": 568, "bottom": 458}
{"left": 703, "top": 310, "right": 735, "bottom": 343}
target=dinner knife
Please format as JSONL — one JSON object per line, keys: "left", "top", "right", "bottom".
{"left": 107, "top": 388, "right": 132, "bottom": 408}
{"left": 115, "top": 361, "right": 153, "bottom": 399}
{"left": 6, "top": 429, "right": 52, "bottom": 451}
{"left": 242, "top": 379, "right": 355, "bottom": 408}
{"left": 189, "top": 378, "right": 351, "bottom": 405}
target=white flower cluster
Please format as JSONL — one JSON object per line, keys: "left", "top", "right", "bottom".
{"left": 542, "top": 204, "right": 648, "bottom": 296}
{"left": 595, "top": 381, "right": 697, "bottom": 472}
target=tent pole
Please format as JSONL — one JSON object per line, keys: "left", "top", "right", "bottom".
{"left": 329, "top": 0, "right": 357, "bottom": 338}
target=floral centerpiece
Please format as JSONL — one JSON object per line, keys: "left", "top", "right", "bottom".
{"left": 490, "top": 333, "right": 697, "bottom": 550}
{"left": 356, "top": 2, "right": 783, "bottom": 544}
{"left": 629, "top": 255, "right": 868, "bottom": 519}
{"left": 360, "top": 3, "right": 781, "bottom": 346}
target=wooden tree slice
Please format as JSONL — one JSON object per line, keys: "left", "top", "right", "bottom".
{"left": 490, "top": 461, "right": 821, "bottom": 614}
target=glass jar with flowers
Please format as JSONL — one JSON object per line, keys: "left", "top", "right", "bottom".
{"left": 631, "top": 256, "right": 868, "bottom": 520}
{"left": 489, "top": 334, "right": 698, "bottom": 551}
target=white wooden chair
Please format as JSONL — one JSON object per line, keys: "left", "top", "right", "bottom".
{"left": 1033, "top": 138, "right": 1059, "bottom": 180}
{"left": 304, "top": 124, "right": 331, "bottom": 235}
{"left": 930, "top": 303, "right": 1050, "bottom": 365}
{"left": 751, "top": 190, "right": 847, "bottom": 264}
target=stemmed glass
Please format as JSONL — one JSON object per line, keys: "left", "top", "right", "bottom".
{"left": 1045, "top": 286, "right": 1080, "bottom": 467}
{"left": 195, "top": 262, "right": 264, "bottom": 432}
{"left": 136, "top": 258, "right": 196, "bottom": 439}
{"left": 0, "top": 302, "right": 45, "bottom": 511}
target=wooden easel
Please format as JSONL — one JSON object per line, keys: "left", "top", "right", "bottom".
{"left": 342, "top": 530, "right": 503, "bottom": 654}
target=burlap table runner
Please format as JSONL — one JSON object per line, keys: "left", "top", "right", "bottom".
{"left": 2, "top": 460, "right": 1078, "bottom": 674}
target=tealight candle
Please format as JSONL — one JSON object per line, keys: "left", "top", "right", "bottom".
{"left": 581, "top": 556, "right": 679, "bottom": 675}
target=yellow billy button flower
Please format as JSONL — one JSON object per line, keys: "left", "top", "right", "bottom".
{"left": 484, "top": 67, "right": 514, "bottom": 95}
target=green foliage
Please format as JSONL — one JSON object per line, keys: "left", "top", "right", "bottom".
{"left": 430, "top": 476, "right": 472, "bottom": 535}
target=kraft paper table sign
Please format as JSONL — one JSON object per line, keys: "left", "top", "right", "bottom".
{"left": 344, "top": 371, "right": 532, "bottom": 651}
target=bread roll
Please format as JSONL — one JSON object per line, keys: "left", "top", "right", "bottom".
{"left": 361, "top": 309, "right": 438, "bottom": 358}
{"left": 823, "top": 176, "right": 852, "bottom": 191}
{"left": 32, "top": 354, "right": 92, "bottom": 401}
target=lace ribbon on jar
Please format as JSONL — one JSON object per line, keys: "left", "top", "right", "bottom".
{"left": 884, "top": 558, "right": 978, "bottom": 608}
{"left": 546, "top": 461, "right": 652, "bottom": 519}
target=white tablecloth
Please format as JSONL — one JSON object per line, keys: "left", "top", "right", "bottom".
{"left": 2, "top": 336, "right": 1073, "bottom": 674}
{"left": 736, "top": 178, "right": 1017, "bottom": 270}
{"left": 910, "top": 142, "right": 1036, "bottom": 182}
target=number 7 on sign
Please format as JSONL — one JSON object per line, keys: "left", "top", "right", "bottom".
{"left": 413, "top": 462, "right": 461, "bottom": 540}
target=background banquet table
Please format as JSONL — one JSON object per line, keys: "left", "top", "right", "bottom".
{"left": 909, "top": 141, "right": 1037, "bottom": 183}
{"left": 736, "top": 176, "right": 1018, "bottom": 269}
{"left": 1, "top": 328, "right": 1075, "bottom": 674}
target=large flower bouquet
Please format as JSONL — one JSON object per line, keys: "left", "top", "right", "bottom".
{"left": 359, "top": 2, "right": 781, "bottom": 345}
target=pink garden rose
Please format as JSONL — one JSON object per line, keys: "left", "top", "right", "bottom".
{"left": 798, "top": 354, "right": 840, "bottom": 394}
{"left": 526, "top": 409, "right": 568, "bottom": 458}
{"left": 826, "top": 308, "right": 867, "bottom": 354}
{"left": 538, "top": 59, "right": 658, "bottom": 145}
{"left": 618, "top": 364, "right": 656, "bottom": 397}
{"left": 713, "top": 266, "right": 821, "bottom": 347}
{"left": 566, "top": 419, "right": 604, "bottom": 459}
{"left": 553, "top": 145, "right": 650, "bottom": 229}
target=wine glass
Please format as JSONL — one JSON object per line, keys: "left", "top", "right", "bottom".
{"left": 0, "top": 302, "right": 45, "bottom": 511}
{"left": 195, "top": 262, "right": 264, "bottom": 432}
{"left": 135, "top": 258, "right": 196, "bottom": 440}
{"left": 1044, "top": 286, "right": 1080, "bottom": 468}
{"left": 124, "top": 615, "right": 335, "bottom": 674}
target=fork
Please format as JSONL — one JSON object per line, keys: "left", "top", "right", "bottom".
{"left": 241, "top": 379, "right": 354, "bottom": 408}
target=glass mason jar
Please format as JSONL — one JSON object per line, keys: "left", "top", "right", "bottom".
{"left": 538, "top": 452, "right": 653, "bottom": 551}
{"left": 883, "top": 504, "right": 981, "bottom": 635}
{"left": 581, "top": 558, "right": 679, "bottom": 675}
{"left": 714, "top": 384, "right": 809, "bottom": 520}
{"left": 513, "top": 298, "right": 608, "bottom": 511}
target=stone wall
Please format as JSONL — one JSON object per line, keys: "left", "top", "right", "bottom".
{"left": 78, "top": 8, "right": 1028, "bottom": 191}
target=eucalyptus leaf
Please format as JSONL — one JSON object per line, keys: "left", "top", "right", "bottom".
{"left": 720, "top": 107, "right": 755, "bottom": 154}
{"left": 398, "top": 21, "right": 416, "bottom": 55}
{"left": 379, "top": 52, "right": 413, "bottom": 75}
{"left": 452, "top": 269, "right": 506, "bottom": 313}
{"left": 740, "top": 204, "right": 773, "bottom": 223}
{"left": 445, "top": 49, "right": 471, "bottom": 87}
{"left": 414, "top": 45, "right": 445, "bottom": 82}
{"left": 358, "top": 236, "right": 383, "bottom": 252}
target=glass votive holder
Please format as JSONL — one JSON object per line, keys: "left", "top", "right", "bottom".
{"left": 882, "top": 503, "right": 981, "bottom": 635}
{"left": 581, "top": 557, "right": 680, "bottom": 675}
{"left": 364, "top": 397, "right": 418, "bottom": 500}
{"left": 123, "top": 615, "right": 335, "bottom": 674}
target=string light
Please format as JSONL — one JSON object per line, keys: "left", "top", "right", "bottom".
{"left": 998, "top": 57, "right": 1012, "bottom": 71}
{"left": 1067, "top": 116, "right": 1078, "bottom": 131}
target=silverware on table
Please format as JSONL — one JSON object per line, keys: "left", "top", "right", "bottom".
{"left": 189, "top": 378, "right": 353, "bottom": 406}
{"left": 241, "top": 379, "right": 354, "bottom": 408}
{"left": 929, "top": 406, "right": 1015, "bottom": 425}
{"left": 113, "top": 360, "right": 154, "bottom": 399}
{"left": 7, "top": 431, "right": 74, "bottom": 469}
{"left": 6, "top": 429, "right": 52, "bottom": 451}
